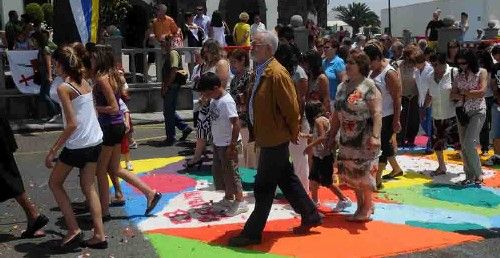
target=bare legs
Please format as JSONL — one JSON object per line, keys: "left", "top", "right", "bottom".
{"left": 97, "top": 144, "right": 157, "bottom": 216}
{"left": 188, "top": 138, "right": 206, "bottom": 164}
{"left": 15, "top": 192, "right": 40, "bottom": 222}
{"left": 79, "top": 163, "right": 105, "bottom": 243}
{"left": 49, "top": 162, "right": 81, "bottom": 243}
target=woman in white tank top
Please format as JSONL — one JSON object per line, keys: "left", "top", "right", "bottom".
{"left": 365, "top": 41, "right": 404, "bottom": 189}
{"left": 44, "top": 46, "right": 107, "bottom": 249}
{"left": 208, "top": 11, "right": 228, "bottom": 47}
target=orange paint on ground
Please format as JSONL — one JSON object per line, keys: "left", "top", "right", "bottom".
{"left": 484, "top": 172, "right": 500, "bottom": 188}
{"left": 148, "top": 215, "right": 482, "bottom": 258}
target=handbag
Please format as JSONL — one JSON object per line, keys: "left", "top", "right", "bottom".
{"left": 455, "top": 105, "right": 469, "bottom": 126}
{"left": 173, "top": 51, "right": 188, "bottom": 85}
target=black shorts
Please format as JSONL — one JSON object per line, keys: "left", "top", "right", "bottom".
{"left": 433, "top": 118, "right": 459, "bottom": 151}
{"left": 102, "top": 123, "right": 125, "bottom": 146}
{"left": 309, "top": 154, "right": 335, "bottom": 186}
{"left": 59, "top": 144, "right": 102, "bottom": 169}
{"left": 380, "top": 115, "right": 395, "bottom": 163}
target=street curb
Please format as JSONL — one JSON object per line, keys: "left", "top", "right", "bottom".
{"left": 10, "top": 111, "right": 194, "bottom": 133}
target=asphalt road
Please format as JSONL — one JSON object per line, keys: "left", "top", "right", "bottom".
{"left": 0, "top": 123, "right": 499, "bottom": 257}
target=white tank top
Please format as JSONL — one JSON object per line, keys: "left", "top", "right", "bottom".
{"left": 61, "top": 83, "right": 103, "bottom": 149}
{"left": 370, "top": 64, "right": 396, "bottom": 117}
{"left": 211, "top": 26, "right": 226, "bottom": 47}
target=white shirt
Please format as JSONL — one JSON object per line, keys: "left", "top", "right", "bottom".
{"left": 250, "top": 22, "right": 266, "bottom": 39}
{"left": 414, "top": 62, "right": 434, "bottom": 107}
{"left": 428, "top": 65, "right": 457, "bottom": 120}
{"left": 59, "top": 83, "right": 103, "bottom": 149}
{"left": 209, "top": 92, "right": 241, "bottom": 147}
{"left": 370, "top": 64, "right": 397, "bottom": 117}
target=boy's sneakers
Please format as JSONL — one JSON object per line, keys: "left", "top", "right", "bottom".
{"left": 485, "top": 155, "right": 500, "bottom": 166}
{"left": 129, "top": 141, "right": 138, "bottom": 149}
{"left": 332, "top": 198, "right": 352, "bottom": 212}
{"left": 212, "top": 198, "right": 233, "bottom": 212}
{"left": 126, "top": 162, "right": 134, "bottom": 171}
{"left": 224, "top": 201, "right": 249, "bottom": 217}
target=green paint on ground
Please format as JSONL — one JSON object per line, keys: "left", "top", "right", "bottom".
{"left": 183, "top": 168, "right": 257, "bottom": 191}
{"left": 147, "top": 233, "right": 289, "bottom": 258}
{"left": 423, "top": 184, "right": 500, "bottom": 208}
{"left": 381, "top": 185, "right": 500, "bottom": 217}
{"left": 406, "top": 221, "right": 486, "bottom": 232}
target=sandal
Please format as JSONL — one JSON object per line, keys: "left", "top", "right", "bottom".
{"left": 382, "top": 170, "right": 403, "bottom": 180}
{"left": 474, "top": 179, "right": 484, "bottom": 186}
{"left": 346, "top": 215, "right": 373, "bottom": 223}
{"left": 456, "top": 179, "right": 473, "bottom": 186}
{"left": 21, "top": 214, "right": 49, "bottom": 238}
{"left": 430, "top": 169, "right": 447, "bottom": 177}
{"left": 145, "top": 192, "right": 162, "bottom": 216}
{"left": 110, "top": 199, "right": 126, "bottom": 207}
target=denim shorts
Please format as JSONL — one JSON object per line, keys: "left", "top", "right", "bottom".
{"left": 493, "top": 103, "right": 500, "bottom": 139}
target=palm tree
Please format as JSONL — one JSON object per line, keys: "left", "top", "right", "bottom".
{"left": 333, "top": 2, "right": 380, "bottom": 34}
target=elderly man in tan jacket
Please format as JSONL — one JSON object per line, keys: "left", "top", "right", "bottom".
{"left": 229, "top": 31, "right": 322, "bottom": 247}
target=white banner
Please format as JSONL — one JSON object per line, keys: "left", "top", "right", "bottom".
{"left": 6, "top": 50, "right": 41, "bottom": 94}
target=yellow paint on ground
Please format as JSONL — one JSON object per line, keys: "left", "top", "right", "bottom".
{"left": 406, "top": 149, "right": 494, "bottom": 166}
{"left": 110, "top": 156, "right": 186, "bottom": 186}
{"left": 382, "top": 171, "right": 433, "bottom": 189}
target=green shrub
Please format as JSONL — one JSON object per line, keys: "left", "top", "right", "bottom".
{"left": 42, "top": 3, "right": 53, "bottom": 28}
{"left": 25, "top": 3, "right": 44, "bottom": 25}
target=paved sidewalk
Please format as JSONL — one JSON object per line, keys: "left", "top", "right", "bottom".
{"left": 9, "top": 110, "right": 193, "bottom": 133}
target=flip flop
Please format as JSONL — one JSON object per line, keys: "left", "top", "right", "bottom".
{"left": 346, "top": 216, "right": 373, "bottom": 223}
{"left": 21, "top": 214, "right": 49, "bottom": 239}
{"left": 109, "top": 199, "right": 126, "bottom": 207}
{"left": 145, "top": 192, "right": 162, "bottom": 216}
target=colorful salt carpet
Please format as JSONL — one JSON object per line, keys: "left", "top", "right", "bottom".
{"left": 115, "top": 136, "right": 500, "bottom": 257}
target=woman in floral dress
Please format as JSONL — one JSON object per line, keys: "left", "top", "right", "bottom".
{"left": 327, "top": 51, "right": 382, "bottom": 222}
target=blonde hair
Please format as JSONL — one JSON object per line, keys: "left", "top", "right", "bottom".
{"left": 239, "top": 12, "right": 249, "bottom": 22}
{"left": 53, "top": 45, "right": 84, "bottom": 84}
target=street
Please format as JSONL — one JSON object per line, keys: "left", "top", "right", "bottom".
{"left": 0, "top": 123, "right": 499, "bottom": 258}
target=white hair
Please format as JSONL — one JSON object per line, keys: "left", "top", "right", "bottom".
{"left": 257, "top": 31, "right": 279, "bottom": 55}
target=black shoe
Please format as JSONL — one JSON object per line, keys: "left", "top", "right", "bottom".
{"left": 228, "top": 235, "right": 261, "bottom": 247}
{"left": 293, "top": 216, "right": 322, "bottom": 235}
{"left": 21, "top": 214, "right": 49, "bottom": 238}
{"left": 159, "top": 139, "right": 175, "bottom": 146}
{"left": 179, "top": 127, "right": 193, "bottom": 141}
{"left": 183, "top": 159, "right": 203, "bottom": 170}
{"left": 80, "top": 240, "right": 108, "bottom": 249}
{"left": 145, "top": 192, "right": 162, "bottom": 216}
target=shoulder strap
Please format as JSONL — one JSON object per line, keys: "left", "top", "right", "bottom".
{"left": 65, "top": 82, "right": 82, "bottom": 96}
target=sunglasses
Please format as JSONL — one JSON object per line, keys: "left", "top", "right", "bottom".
{"left": 448, "top": 45, "right": 459, "bottom": 49}
{"left": 457, "top": 62, "right": 468, "bottom": 65}
{"left": 346, "top": 60, "right": 357, "bottom": 65}
{"left": 316, "top": 45, "right": 324, "bottom": 48}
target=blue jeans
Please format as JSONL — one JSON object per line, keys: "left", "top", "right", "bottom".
{"left": 163, "top": 83, "right": 189, "bottom": 140}
{"left": 420, "top": 107, "right": 433, "bottom": 151}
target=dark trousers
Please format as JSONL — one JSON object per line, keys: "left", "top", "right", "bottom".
{"left": 242, "top": 142, "right": 319, "bottom": 240}
{"left": 39, "top": 83, "right": 58, "bottom": 117}
{"left": 420, "top": 107, "right": 433, "bottom": 151}
{"left": 480, "top": 97, "right": 494, "bottom": 152}
{"left": 163, "top": 83, "right": 189, "bottom": 140}
{"left": 398, "top": 96, "right": 420, "bottom": 145}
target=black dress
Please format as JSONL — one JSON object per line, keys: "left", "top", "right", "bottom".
{"left": 0, "top": 116, "right": 24, "bottom": 202}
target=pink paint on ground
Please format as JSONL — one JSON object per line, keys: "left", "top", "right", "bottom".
{"left": 131, "top": 174, "right": 196, "bottom": 193}
{"left": 415, "top": 136, "right": 429, "bottom": 147}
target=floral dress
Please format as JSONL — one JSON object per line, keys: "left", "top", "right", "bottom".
{"left": 334, "top": 79, "right": 381, "bottom": 190}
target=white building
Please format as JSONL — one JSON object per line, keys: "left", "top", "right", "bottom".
{"left": 381, "top": 0, "right": 500, "bottom": 40}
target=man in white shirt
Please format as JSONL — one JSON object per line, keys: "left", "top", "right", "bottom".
{"left": 413, "top": 49, "right": 434, "bottom": 153}
{"left": 194, "top": 5, "right": 211, "bottom": 36}
{"left": 250, "top": 14, "right": 266, "bottom": 40}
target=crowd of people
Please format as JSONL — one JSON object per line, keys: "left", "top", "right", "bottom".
{"left": 1, "top": 3, "right": 499, "bottom": 251}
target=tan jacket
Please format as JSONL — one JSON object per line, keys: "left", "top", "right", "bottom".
{"left": 250, "top": 58, "right": 300, "bottom": 148}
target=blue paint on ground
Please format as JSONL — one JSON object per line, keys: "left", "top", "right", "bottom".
{"left": 422, "top": 184, "right": 500, "bottom": 208}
